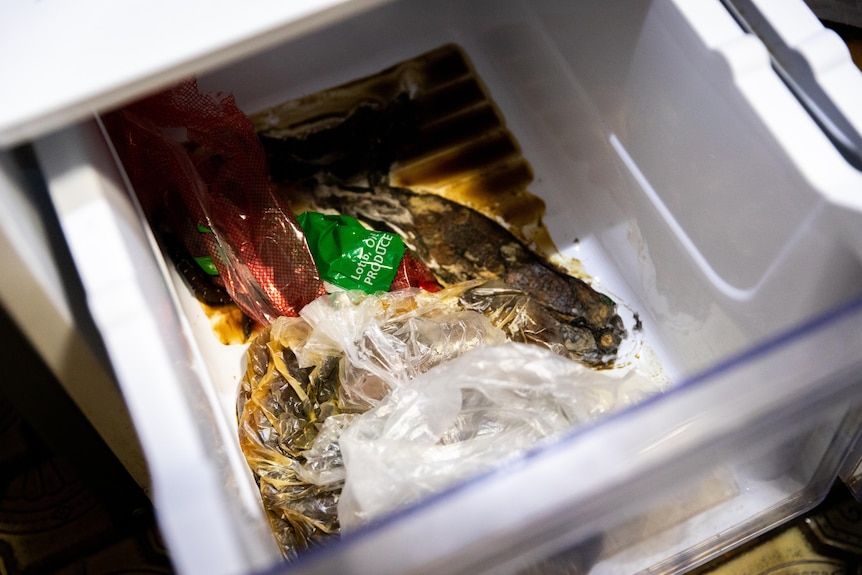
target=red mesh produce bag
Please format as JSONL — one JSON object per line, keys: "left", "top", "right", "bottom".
{"left": 391, "top": 251, "right": 440, "bottom": 293}
{"left": 104, "top": 79, "right": 326, "bottom": 325}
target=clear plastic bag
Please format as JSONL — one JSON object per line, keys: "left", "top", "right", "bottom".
{"left": 297, "top": 282, "right": 507, "bottom": 410}
{"left": 237, "top": 284, "right": 507, "bottom": 558}
{"left": 237, "top": 282, "right": 662, "bottom": 557}
{"left": 336, "top": 342, "right": 659, "bottom": 529}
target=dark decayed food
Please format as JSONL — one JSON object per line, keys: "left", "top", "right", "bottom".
{"left": 235, "top": 43, "right": 643, "bottom": 560}
{"left": 238, "top": 287, "right": 511, "bottom": 558}
{"left": 288, "top": 182, "right": 625, "bottom": 366}
{"left": 238, "top": 284, "right": 650, "bottom": 558}
{"left": 460, "top": 280, "right": 617, "bottom": 367}
{"left": 161, "top": 231, "right": 234, "bottom": 306}
{"left": 238, "top": 317, "right": 344, "bottom": 556}
{"left": 250, "top": 44, "right": 542, "bottom": 249}
{"left": 259, "top": 92, "right": 420, "bottom": 187}
{"left": 253, "top": 43, "right": 627, "bottom": 367}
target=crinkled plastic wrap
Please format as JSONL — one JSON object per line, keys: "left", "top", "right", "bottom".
{"left": 337, "top": 342, "right": 656, "bottom": 528}
{"left": 237, "top": 284, "right": 506, "bottom": 557}
{"left": 237, "top": 282, "right": 661, "bottom": 559}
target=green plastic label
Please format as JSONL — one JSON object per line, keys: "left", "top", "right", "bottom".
{"left": 298, "top": 212, "right": 405, "bottom": 293}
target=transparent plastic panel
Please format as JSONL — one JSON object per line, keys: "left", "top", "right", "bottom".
{"left": 273, "top": 298, "right": 862, "bottom": 575}
{"left": 840, "top": 433, "right": 862, "bottom": 501}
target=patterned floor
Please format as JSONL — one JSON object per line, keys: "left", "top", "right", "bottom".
{"left": 0, "top": 394, "right": 172, "bottom": 575}
{"left": 692, "top": 484, "right": 862, "bottom": 575}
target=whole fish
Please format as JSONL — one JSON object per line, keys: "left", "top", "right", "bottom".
{"left": 287, "top": 182, "right": 626, "bottom": 367}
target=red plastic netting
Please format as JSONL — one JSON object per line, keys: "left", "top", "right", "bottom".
{"left": 104, "top": 79, "right": 326, "bottom": 325}
{"left": 391, "top": 251, "right": 440, "bottom": 293}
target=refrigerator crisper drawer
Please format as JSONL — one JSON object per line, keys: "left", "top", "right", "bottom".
{"left": 30, "top": 0, "right": 862, "bottom": 574}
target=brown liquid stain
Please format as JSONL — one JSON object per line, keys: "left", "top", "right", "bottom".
{"left": 200, "top": 303, "right": 258, "bottom": 345}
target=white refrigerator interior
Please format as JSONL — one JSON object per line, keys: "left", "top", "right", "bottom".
{"left": 5, "top": 0, "right": 862, "bottom": 575}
